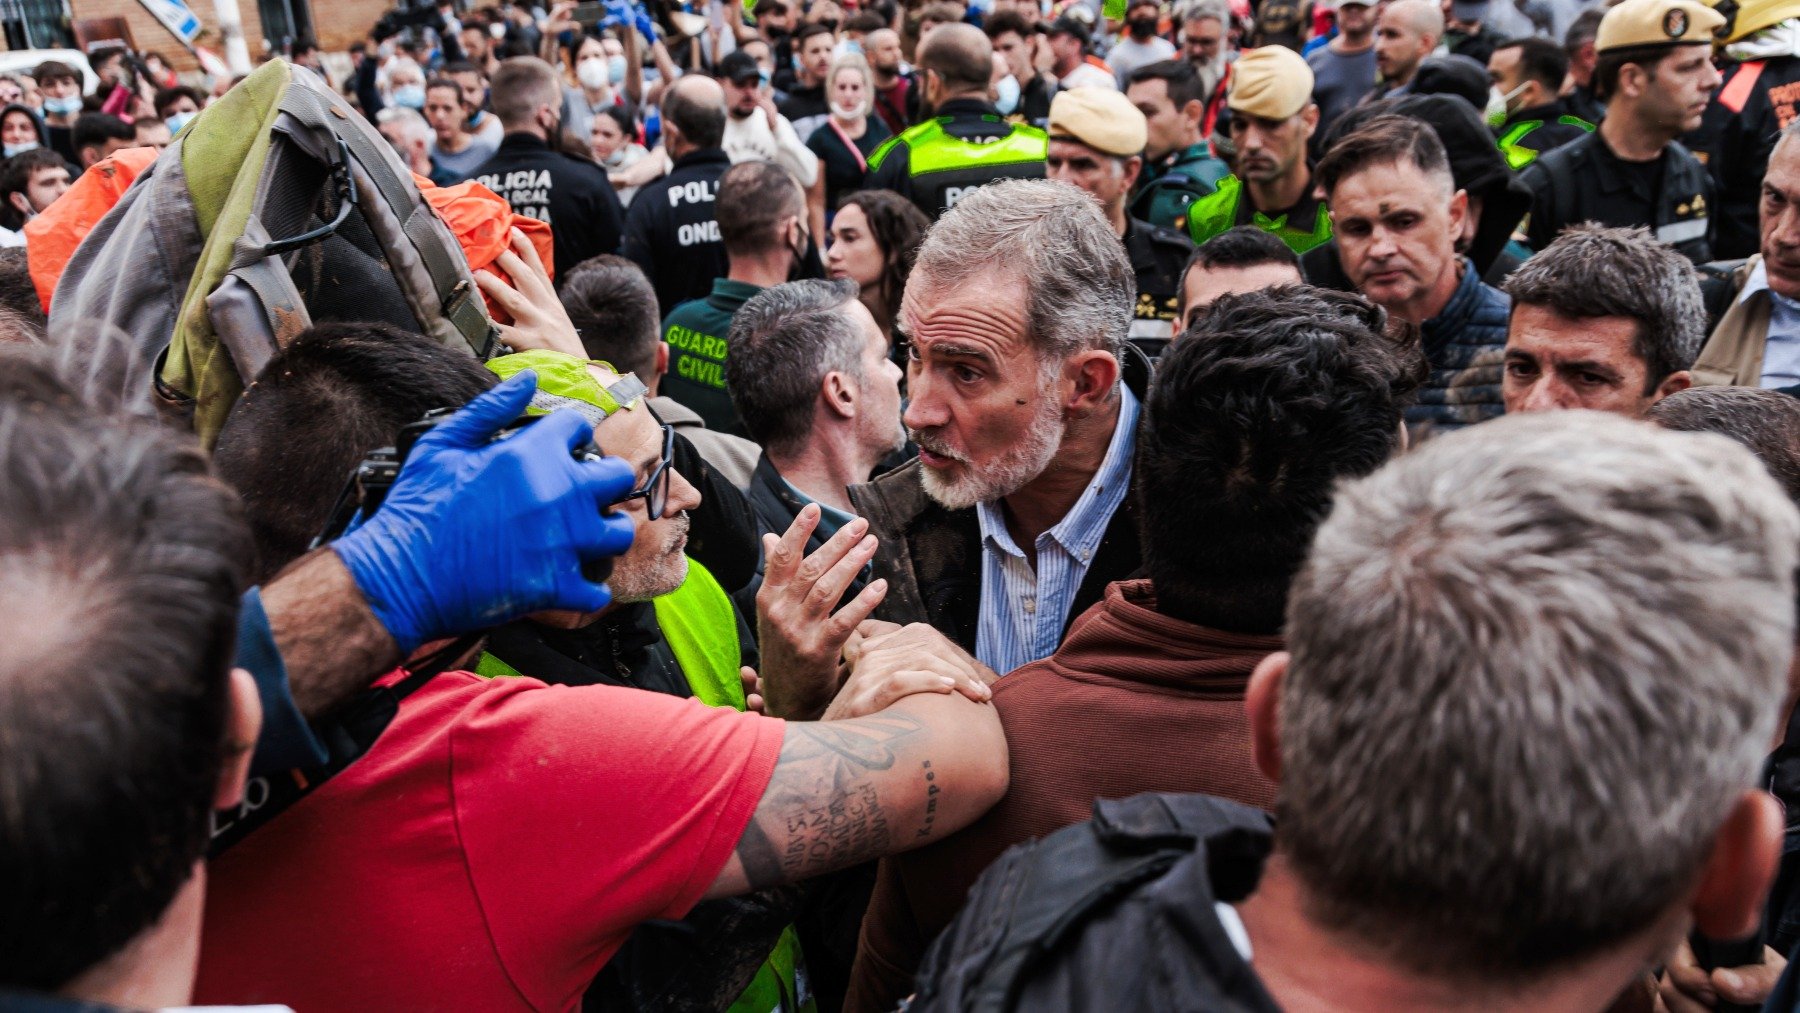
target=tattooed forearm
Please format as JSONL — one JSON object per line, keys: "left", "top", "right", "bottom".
{"left": 918, "top": 760, "right": 939, "bottom": 840}
{"left": 734, "top": 714, "right": 926, "bottom": 890}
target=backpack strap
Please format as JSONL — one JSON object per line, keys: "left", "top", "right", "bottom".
{"left": 277, "top": 83, "right": 497, "bottom": 360}
{"left": 207, "top": 633, "right": 482, "bottom": 856}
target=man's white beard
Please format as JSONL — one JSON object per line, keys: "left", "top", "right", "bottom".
{"left": 915, "top": 387, "right": 1066, "bottom": 511}
{"left": 1195, "top": 56, "right": 1224, "bottom": 97}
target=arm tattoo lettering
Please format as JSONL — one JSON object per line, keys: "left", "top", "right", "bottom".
{"left": 733, "top": 714, "right": 926, "bottom": 890}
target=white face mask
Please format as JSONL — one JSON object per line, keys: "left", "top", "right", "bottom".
{"left": 577, "top": 56, "right": 610, "bottom": 90}
{"left": 831, "top": 100, "right": 863, "bottom": 119}
{"left": 1487, "top": 82, "right": 1527, "bottom": 127}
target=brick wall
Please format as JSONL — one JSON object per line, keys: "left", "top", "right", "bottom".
{"left": 308, "top": 0, "right": 390, "bottom": 54}
{"left": 65, "top": 0, "right": 268, "bottom": 72}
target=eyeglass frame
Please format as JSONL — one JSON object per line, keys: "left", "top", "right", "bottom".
{"left": 617, "top": 422, "right": 675, "bottom": 521}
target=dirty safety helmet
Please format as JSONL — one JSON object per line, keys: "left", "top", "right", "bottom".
{"left": 1707, "top": 0, "right": 1800, "bottom": 45}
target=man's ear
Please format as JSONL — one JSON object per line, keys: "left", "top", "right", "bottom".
{"left": 1123, "top": 154, "right": 1143, "bottom": 191}
{"left": 1246, "top": 651, "right": 1287, "bottom": 784}
{"left": 1064, "top": 348, "right": 1122, "bottom": 414}
{"left": 1448, "top": 187, "right": 1469, "bottom": 242}
{"left": 1181, "top": 97, "right": 1205, "bottom": 130}
{"left": 215, "top": 668, "right": 264, "bottom": 811}
{"left": 654, "top": 341, "right": 671, "bottom": 381}
{"left": 823, "top": 368, "right": 857, "bottom": 420}
{"left": 6, "top": 191, "right": 27, "bottom": 218}
{"left": 1689, "top": 790, "right": 1783, "bottom": 940}
{"left": 1653, "top": 369, "right": 1693, "bottom": 402}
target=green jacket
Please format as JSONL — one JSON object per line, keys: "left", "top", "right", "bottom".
{"left": 1185, "top": 174, "right": 1333, "bottom": 254}
{"left": 1130, "top": 143, "right": 1229, "bottom": 231}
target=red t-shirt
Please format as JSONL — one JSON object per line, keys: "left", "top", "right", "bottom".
{"left": 194, "top": 671, "right": 785, "bottom": 1012}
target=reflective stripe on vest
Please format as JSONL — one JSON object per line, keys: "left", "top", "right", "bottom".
{"left": 1186, "top": 174, "right": 1333, "bottom": 254}
{"left": 870, "top": 116, "right": 1049, "bottom": 176}
{"left": 1721, "top": 61, "right": 1766, "bottom": 115}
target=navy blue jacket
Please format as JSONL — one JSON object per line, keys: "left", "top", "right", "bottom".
{"left": 1408, "top": 258, "right": 1510, "bottom": 437}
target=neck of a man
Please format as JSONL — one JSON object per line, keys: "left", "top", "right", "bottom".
{"left": 769, "top": 426, "right": 870, "bottom": 513}
{"left": 1158, "top": 126, "right": 1203, "bottom": 163}
{"left": 62, "top": 863, "right": 207, "bottom": 1010}
{"left": 45, "top": 111, "right": 73, "bottom": 127}
{"left": 873, "top": 65, "right": 900, "bottom": 87}
{"left": 1107, "top": 196, "right": 1129, "bottom": 236}
{"left": 1237, "top": 853, "right": 1664, "bottom": 1013}
{"left": 1248, "top": 166, "right": 1309, "bottom": 218}
{"left": 667, "top": 134, "right": 698, "bottom": 161}
{"left": 1387, "top": 255, "right": 1463, "bottom": 326}
{"left": 727, "top": 247, "right": 794, "bottom": 288}
{"left": 999, "top": 391, "right": 1123, "bottom": 554}
{"left": 507, "top": 122, "right": 548, "bottom": 144}
{"left": 1335, "top": 27, "right": 1373, "bottom": 50}
{"left": 1600, "top": 107, "right": 1673, "bottom": 162}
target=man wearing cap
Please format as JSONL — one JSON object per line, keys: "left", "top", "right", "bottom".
{"left": 1518, "top": 0, "right": 1722, "bottom": 265}
{"left": 1307, "top": 0, "right": 1378, "bottom": 143}
{"left": 1691, "top": 0, "right": 1800, "bottom": 259}
{"left": 865, "top": 23, "right": 1049, "bottom": 219}
{"left": 1127, "top": 60, "right": 1230, "bottom": 228}
{"left": 1047, "top": 15, "right": 1120, "bottom": 90}
{"left": 1445, "top": 0, "right": 1499, "bottom": 67}
{"left": 1185, "top": 46, "right": 1332, "bottom": 254}
{"left": 1110, "top": 0, "right": 1178, "bottom": 86}
{"left": 1048, "top": 88, "right": 1197, "bottom": 354}
{"left": 718, "top": 49, "right": 822, "bottom": 194}
{"left": 1370, "top": 0, "right": 1445, "bottom": 101}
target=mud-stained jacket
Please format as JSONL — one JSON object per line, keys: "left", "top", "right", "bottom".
{"left": 1407, "top": 258, "right": 1509, "bottom": 439}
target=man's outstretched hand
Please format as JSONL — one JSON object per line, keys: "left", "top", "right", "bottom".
{"left": 756, "top": 504, "right": 888, "bottom": 720}
{"left": 331, "top": 371, "right": 637, "bottom": 653}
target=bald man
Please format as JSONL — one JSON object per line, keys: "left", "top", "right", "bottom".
{"left": 866, "top": 27, "right": 919, "bottom": 132}
{"left": 474, "top": 56, "right": 625, "bottom": 286}
{"left": 1372, "top": 0, "right": 1445, "bottom": 98}
{"left": 864, "top": 23, "right": 1049, "bottom": 218}
{"left": 621, "top": 74, "right": 736, "bottom": 316}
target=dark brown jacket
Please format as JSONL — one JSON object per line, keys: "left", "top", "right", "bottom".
{"left": 842, "top": 580, "right": 1282, "bottom": 1012}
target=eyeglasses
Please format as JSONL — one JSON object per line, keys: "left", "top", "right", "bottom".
{"left": 617, "top": 423, "right": 675, "bottom": 520}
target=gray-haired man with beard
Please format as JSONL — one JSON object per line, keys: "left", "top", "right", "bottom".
{"left": 756, "top": 178, "right": 1151, "bottom": 702}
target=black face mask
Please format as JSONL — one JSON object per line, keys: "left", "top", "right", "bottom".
{"left": 1128, "top": 16, "right": 1157, "bottom": 37}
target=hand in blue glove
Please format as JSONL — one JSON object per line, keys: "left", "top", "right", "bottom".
{"left": 632, "top": 3, "right": 658, "bottom": 40}
{"left": 333, "top": 371, "right": 637, "bottom": 654}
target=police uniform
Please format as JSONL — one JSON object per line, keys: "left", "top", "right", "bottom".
{"left": 1517, "top": 0, "right": 1724, "bottom": 264}
{"left": 1130, "top": 142, "right": 1230, "bottom": 230}
{"left": 1494, "top": 98, "right": 1595, "bottom": 170}
{"left": 472, "top": 132, "right": 624, "bottom": 287}
{"left": 620, "top": 146, "right": 733, "bottom": 318}
{"left": 1184, "top": 46, "right": 1335, "bottom": 254}
{"left": 863, "top": 97, "right": 1048, "bottom": 220}
{"left": 1696, "top": 48, "right": 1800, "bottom": 258}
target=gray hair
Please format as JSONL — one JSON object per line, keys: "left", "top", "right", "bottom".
{"left": 1504, "top": 224, "right": 1705, "bottom": 390}
{"left": 909, "top": 178, "right": 1132, "bottom": 362}
{"left": 1175, "top": 0, "right": 1231, "bottom": 25}
{"left": 728, "top": 279, "right": 867, "bottom": 456}
{"left": 1650, "top": 385, "right": 1800, "bottom": 506}
{"left": 376, "top": 105, "right": 431, "bottom": 149}
{"left": 1280, "top": 410, "right": 1798, "bottom": 981}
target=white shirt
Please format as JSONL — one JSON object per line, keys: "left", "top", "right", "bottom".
{"left": 1739, "top": 259, "right": 1800, "bottom": 388}
{"left": 722, "top": 108, "right": 820, "bottom": 187}
{"left": 1059, "top": 62, "right": 1120, "bottom": 91}
{"left": 1108, "top": 36, "right": 1177, "bottom": 86}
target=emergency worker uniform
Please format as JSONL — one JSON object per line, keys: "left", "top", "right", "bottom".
{"left": 621, "top": 146, "right": 733, "bottom": 317}
{"left": 1125, "top": 219, "right": 1197, "bottom": 355}
{"left": 862, "top": 97, "right": 1048, "bottom": 219}
{"left": 1517, "top": 0, "right": 1725, "bottom": 264}
{"left": 472, "top": 132, "right": 624, "bottom": 284}
{"left": 1696, "top": 54, "right": 1800, "bottom": 258}
{"left": 660, "top": 278, "right": 762, "bottom": 437}
{"left": 1130, "top": 142, "right": 1230, "bottom": 229}
{"left": 1184, "top": 45, "right": 1333, "bottom": 254}
{"left": 1494, "top": 98, "right": 1595, "bottom": 169}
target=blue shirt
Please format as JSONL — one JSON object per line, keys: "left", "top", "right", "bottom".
{"left": 974, "top": 386, "right": 1140, "bottom": 675}
{"left": 1742, "top": 260, "right": 1800, "bottom": 388}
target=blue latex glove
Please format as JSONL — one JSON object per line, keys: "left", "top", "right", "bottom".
{"left": 636, "top": 10, "right": 658, "bottom": 40}
{"left": 333, "top": 371, "right": 637, "bottom": 654}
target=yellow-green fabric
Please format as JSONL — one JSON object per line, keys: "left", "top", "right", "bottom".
{"left": 160, "top": 60, "right": 294, "bottom": 446}
{"left": 652, "top": 558, "right": 745, "bottom": 710}
{"left": 1185, "top": 174, "right": 1333, "bottom": 254}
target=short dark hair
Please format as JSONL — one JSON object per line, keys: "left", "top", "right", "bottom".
{"left": 212, "top": 323, "right": 495, "bottom": 581}
{"left": 1565, "top": 7, "right": 1603, "bottom": 52}
{"left": 728, "top": 279, "right": 867, "bottom": 455}
{"left": 0, "top": 247, "right": 45, "bottom": 329}
{"left": 1175, "top": 225, "right": 1302, "bottom": 319}
{"left": 835, "top": 189, "right": 931, "bottom": 314}
{"left": 442, "top": 59, "right": 483, "bottom": 79}
{"left": 1649, "top": 387, "right": 1800, "bottom": 506}
{"left": 1315, "top": 114, "right": 1452, "bottom": 198}
{"left": 795, "top": 21, "right": 836, "bottom": 48}
{"left": 293, "top": 36, "right": 320, "bottom": 57}
{"left": 1137, "top": 285, "right": 1421, "bottom": 632}
{"left": 31, "top": 59, "right": 78, "bottom": 85}
{"left": 846, "top": 10, "right": 888, "bottom": 33}
{"left": 0, "top": 349, "right": 246, "bottom": 991}
{"left": 1496, "top": 36, "right": 1569, "bottom": 94}
{"left": 1503, "top": 224, "right": 1704, "bottom": 391}
{"left": 754, "top": 0, "right": 790, "bottom": 18}
{"left": 72, "top": 111, "right": 133, "bottom": 153}
{"left": 0, "top": 148, "right": 67, "bottom": 231}
{"left": 983, "top": 9, "right": 1033, "bottom": 40}
{"left": 153, "top": 85, "right": 205, "bottom": 119}
{"left": 426, "top": 75, "right": 461, "bottom": 100}
{"left": 1127, "top": 59, "right": 1207, "bottom": 109}
{"left": 599, "top": 103, "right": 635, "bottom": 138}
{"left": 1593, "top": 42, "right": 1684, "bottom": 103}
{"left": 559, "top": 254, "right": 662, "bottom": 378}
{"left": 717, "top": 159, "right": 805, "bottom": 256}
{"left": 662, "top": 80, "right": 727, "bottom": 150}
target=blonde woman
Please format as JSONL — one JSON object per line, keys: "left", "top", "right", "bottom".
{"left": 805, "top": 53, "right": 891, "bottom": 212}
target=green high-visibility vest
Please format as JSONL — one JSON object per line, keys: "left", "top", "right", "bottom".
{"left": 1186, "top": 174, "right": 1333, "bottom": 255}
{"left": 476, "top": 559, "right": 816, "bottom": 1012}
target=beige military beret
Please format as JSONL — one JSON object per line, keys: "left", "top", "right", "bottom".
{"left": 1228, "top": 46, "right": 1315, "bottom": 121}
{"left": 1048, "top": 86, "right": 1149, "bottom": 157}
{"left": 1596, "top": 0, "right": 1725, "bottom": 52}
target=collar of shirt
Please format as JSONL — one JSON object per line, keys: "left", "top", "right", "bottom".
{"left": 779, "top": 474, "right": 858, "bottom": 540}
{"left": 976, "top": 384, "right": 1140, "bottom": 565}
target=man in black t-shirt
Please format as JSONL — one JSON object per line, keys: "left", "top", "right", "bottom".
{"left": 472, "top": 57, "right": 623, "bottom": 284}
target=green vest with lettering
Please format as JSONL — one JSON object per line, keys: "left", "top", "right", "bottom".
{"left": 867, "top": 114, "right": 1048, "bottom": 217}
{"left": 476, "top": 559, "right": 815, "bottom": 1013}
{"left": 1185, "top": 174, "right": 1334, "bottom": 254}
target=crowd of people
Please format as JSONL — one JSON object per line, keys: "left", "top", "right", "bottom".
{"left": 8, "top": 0, "right": 1800, "bottom": 1009}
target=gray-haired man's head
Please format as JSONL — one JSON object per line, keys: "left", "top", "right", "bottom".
{"left": 1252, "top": 409, "right": 1797, "bottom": 989}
